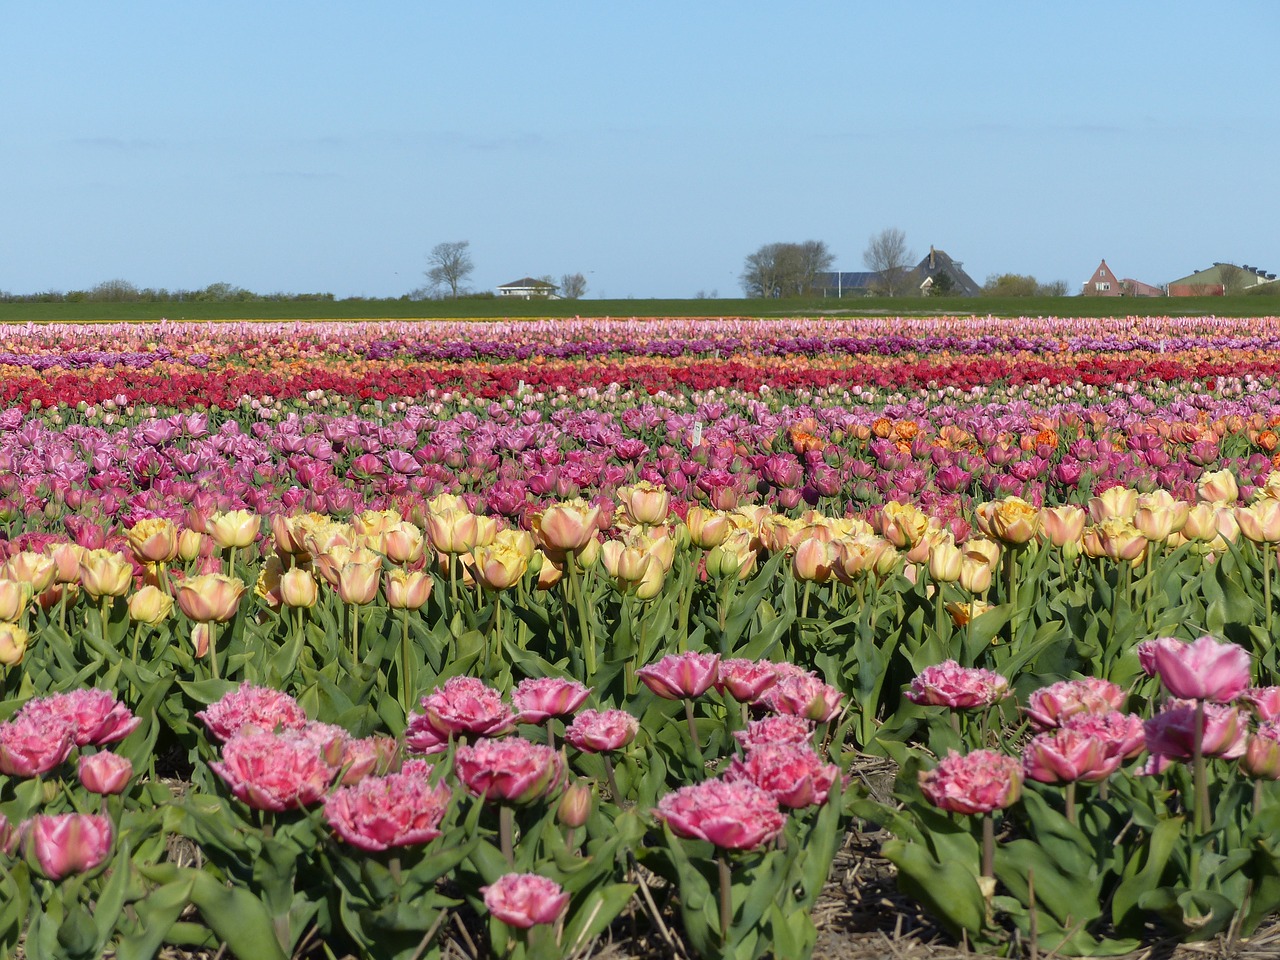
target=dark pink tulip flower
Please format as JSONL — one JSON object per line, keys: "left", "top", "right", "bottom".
{"left": 454, "top": 737, "right": 563, "bottom": 805}
{"left": 635, "top": 652, "right": 720, "bottom": 700}
{"left": 1240, "top": 687, "right": 1280, "bottom": 721}
{"left": 733, "top": 715, "right": 814, "bottom": 750}
{"left": 511, "top": 677, "right": 590, "bottom": 724}
{"left": 482, "top": 873, "right": 571, "bottom": 929}
{"left": 418, "top": 676, "right": 514, "bottom": 738}
{"left": 196, "top": 683, "right": 309, "bottom": 743}
{"left": 1023, "top": 677, "right": 1125, "bottom": 730}
{"left": 726, "top": 743, "right": 839, "bottom": 808}
{"left": 655, "top": 778, "right": 786, "bottom": 850}
{"left": 906, "top": 660, "right": 1010, "bottom": 710}
{"left": 564, "top": 709, "right": 638, "bottom": 753}
{"left": 77, "top": 752, "right": 134, "bottom": 795}
{"left": 715, "top": 659, "right": 780, "bottom": 704}
{"left": 1141, "top": 699, "right": 1248, "bottom": 773}
{"left": 324, "top": 760, "right": 452, "bottom": 850}
{"left": 18, "top": 689, "right": 141, "bottom": 746}
{"left": 763, "top": 672, "right": 844, "bottom": 722}
{"left": 1061, "top": 710, "right": 1146, "bottom": 759}
{"left": 1150, "top": 635, "right": 1251, "bottom": 702}
{"left": 25, "top": 813, "right": 113, "bottom": 880}
{"left": 210, "top": 730, "right": 335, "bottom": 812}
{"left": 1022, "top": 727, "right": 1123, "bottom": 784}
{"left": 0, "top": 713, "right": 75, "bottom": 778}
{"left": 919, "top": 749, "right": 1023, "bottom": 815}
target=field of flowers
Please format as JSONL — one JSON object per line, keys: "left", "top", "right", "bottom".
{"left": 4, "top": 316, "right": 1280, "bottom": 959}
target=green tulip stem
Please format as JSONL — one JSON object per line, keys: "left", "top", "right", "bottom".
{"left": 800, "top": 581, "right": 812, "bottom": 622}
{"left": 349, "top": 603, "right": 359, "bottom": 663}
{"left": 1265, "top": 542, "right": 1273, "bottom": 638}
{"left": 499, "top": 805, "right": 515, "bottom": 868}
{"left": 209, "top": 621, "right": 219, "bottom": 681}
{"left": 1005, "top": 548, "right": 1019, "bottom": 642}
{"left": 399, "top": 607, "right": 412, "bottom": 713}
{"left": 545, "top": 718, "right": 556, "bottom": 752}
{"left": 981, "top": 813, "right": 995, "bottom": 879}
{"left": 1064, "top": 781, "right": 1077, "bottom": 826}
{"left": 1193, "top": 699, "right": 1208, "bottom": 837}
{"left": 99, "top": 597, "right": 111, "bottom": 642}
{"left": 603, "top": 753, "right": 622, "bottom": 803}
{"left": 1254, "top": 779, "right": 1264, "bottom": 818}
{"left": 567, "top": 553, "right": 595, "bottom": 677}
{"left": 718, "top": 853, "right": 733, "bottom": 948}
{"left": 448, "top": 554, "right": 459, "bottom": 618}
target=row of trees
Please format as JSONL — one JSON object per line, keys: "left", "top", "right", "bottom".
{"left": 418, "top": 241, "right": 587, "bottom": 300}
{"left": 740, "top": 230, "right": 1070, "bottom": 298}
{"left": 740, "top": 229, "right": 918, "bottom": 298}
{"left": 0, "top": 281, "right": 335, "bottom": 304}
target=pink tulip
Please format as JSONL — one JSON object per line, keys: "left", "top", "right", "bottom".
{"left": 919, "top": 749, "right": 1023, "bottom": 815}
{"left": 906, "top": 660, "right": 1010, "bottom": 710}
{"left": 1060, "top": 711, "right": 1147, "bottom": 760}
{"left": 324, "top": 760, "right": 452, "bottom": 850}
{"left": 1022, "top": 727, "right": 1124, "bottom": 784}
{"left": 1149, "top": 635, "right": 1251, "bottom": 702}
{"left": 403, "top": 714, "right": 450, "bottom": 756}
{"left": 655, "top": 778, "right": 787, "bottom": 850}
{"left": 25, "top": 813, "right": 113, "bottom": 880}
{"left": 482, "top": 873, "right": 571, "bottom": 929}
{"left": 195, "top": 683, "right": 309, "bottom": 742}
{"left": 0, "top": 814, "right": 14, "bottom": 857}
{"left": 1242, "top": 720, "right": 1280, "bottom": 780}
{"left": 454, "top": 737, "right": 563, "bottom": 805}
{"left": 715, "top": 659, "right": 780, "bottom": 703}
{"left": 77, "top": 752, "right": 134, "bottom": 795}
{"left": 417, "top": 676, "right": 514, "bottom": 738}
{"left": 511, "top": 677, "right": 590, "bottom": 724}
{"left": 733, "top": 715, "right": 814, "bottom": 750}
{"left": 726, "top": 743, "right": 839, "bottom": 808}
{"left": 1142, "top": 699, "right": 1248, "bottom": 770}
{"left": 210, "top": 730, "right": 335, "bottom": 811}
{"left": 635, "top": 651, "right": 720, "bottom": 700}
{"left": 564, "top": 709, "right": 639, "bottom": 753}
{"left": 1023, "top": 678, "right": 1126, "bottom": 729}
{"left": 17, "top": 689, "right": 140, "bottom": 746}
{"left": 1240, "top": 687, "right": 1280, "bottom": 721}
{"left": 1135, "top": 636, "right": 1184, "bottom": 677}
{"left": 762, "top": 671, "right": 844, "bottom": 722}
{"left": 337, "top": 734, "right": 400, "bottom": 785}
{"left": 0, "top": 713, "right": 75, "bottom": 778}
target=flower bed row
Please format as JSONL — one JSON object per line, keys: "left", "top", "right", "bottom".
{"left": 3, "top": 317, "right": 1280, "bottom": 957}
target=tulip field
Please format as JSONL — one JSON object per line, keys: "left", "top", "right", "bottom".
{"left": 9, "top": 315, "right": 1280, "bottom": 958}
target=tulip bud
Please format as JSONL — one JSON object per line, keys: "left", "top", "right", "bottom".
{"left": 0, "top": 622, "right": 29, "bottom": 666}
{"left": 128, "top": 585, "right": 173, "bottom": 626}
{"left": 0, "top": 579, "right": 32, "bottom": 622}
{"left": 558, "top": 780, "right": 594, "bottom": 829}
{"left": 177, "top": 528, "right": 210, "bottom": 562}
{"left": 280, "top": 569, "right": 319, "bottom": 608}
{"left": 207, "top": 509, "right": 262, "bottom": 550}
{"left": 78, "top": 752, "right": 134, "bottom": 795}
{"left": 928, "top": 538, "right": 963, "bottom": 583}
{"left": 385, "top": 569, "right": 433, "bottom": 610}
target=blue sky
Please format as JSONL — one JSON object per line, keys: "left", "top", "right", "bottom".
{"left": 3, "top": 2, "right": 1277, "bottom": 300}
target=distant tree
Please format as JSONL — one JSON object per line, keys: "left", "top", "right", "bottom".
{"left": 863, "top": 229, "right": 915, "bottom": 297}
{"left": 1219, "top": 264, "right": 1250, "bottom": 295}
{"left": 983, "top": 273, "right": 1070, "bottom": 297}
{"left": 927, "top": 272, "right": 955, "bottom": 296}
{"left": 982, "top": 273, "right": 1039, "bottom": 297}
{"left": 425, "top": 241, "right": 474, "bottom": 298}
{"left": 740, "top": 241, "right": 834, "bottom": 297}
{"left": 560, "top": 273, "right": 587, "bottom": 299}
{"left": 89, "top": 279, "right": 141, "bottom": 302}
